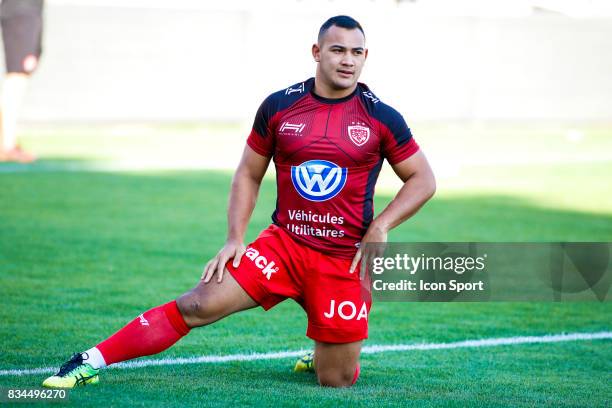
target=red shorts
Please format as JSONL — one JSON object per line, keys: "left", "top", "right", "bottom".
{"left": 226, "top": 224, "right": 371, "bottom": 343}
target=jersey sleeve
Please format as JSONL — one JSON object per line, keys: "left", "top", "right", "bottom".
{"left": 247, "top": 95, "right": 277, "bottom": 157}
{"left": 380, "top": 108, "right": 420, "bottom": 165}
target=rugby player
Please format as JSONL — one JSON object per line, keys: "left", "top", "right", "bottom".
{"left": 0, "top": 0, "right": 43, "bottom": 163}
{"left": 42, "top": 15, "right": 435, "bottom": 389}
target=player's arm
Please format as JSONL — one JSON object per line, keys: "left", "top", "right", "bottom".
{"left": 350, "top": 150, "right": 436, "bottom": 273}
{"left": 202, "top": 145, "right": 272, "bottom": 283}
{"left": 371, "top": 150, "right": 435, "bottom": 233}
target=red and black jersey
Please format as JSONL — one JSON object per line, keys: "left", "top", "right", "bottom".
{"left": 247, "top": 77, "right": 419, "bottom": 259}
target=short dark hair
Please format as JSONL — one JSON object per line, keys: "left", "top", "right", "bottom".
{"left": 318, "top": 15, "right": 365, "bottom": 43}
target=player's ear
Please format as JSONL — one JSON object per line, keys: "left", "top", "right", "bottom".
{"left": 312, "top": 43, "right": 321, "bottom": 62}
{"left": 364, "top": 48, "right": 369, "bottom": 60}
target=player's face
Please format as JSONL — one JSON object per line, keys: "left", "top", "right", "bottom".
{"left": 313, "top": 26, "right": 368, "bottom": 94}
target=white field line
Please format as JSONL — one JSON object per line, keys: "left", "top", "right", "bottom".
{"left": 1, "top": 331, "right": 610, "bottom": 377}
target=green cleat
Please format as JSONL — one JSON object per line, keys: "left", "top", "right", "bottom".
{"left": 42, "top": 353, "right": 100, "bottom": 389}
{"left": 293, "top": 351, "right": 315, "bottom": 373}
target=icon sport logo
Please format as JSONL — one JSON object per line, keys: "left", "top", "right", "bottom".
{"left": 291, "top": 160, "right": 348, "bottom": 202}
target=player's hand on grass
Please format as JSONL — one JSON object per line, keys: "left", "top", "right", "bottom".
{"left": 202, "top": 240, "right": 246, "bottom": 283}
{"left": 350, "top": 222, "right": 388, "bottom": 280}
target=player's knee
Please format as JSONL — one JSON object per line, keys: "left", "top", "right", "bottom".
{"left": 176, "top": 292, "right": 220, "bottom": 327}
{"left": 316, "top": 367, "right": 355, "bottom": 388}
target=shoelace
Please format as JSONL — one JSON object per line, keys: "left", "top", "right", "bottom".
{"left": 57, "top": 352, "right": 87, "bottom": 376}
{"left": 303, "top": 352, "right": 314, "bottom": 366}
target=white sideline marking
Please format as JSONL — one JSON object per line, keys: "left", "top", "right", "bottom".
{"left": 1, "top": 331, "right": 610, "bottom": 377}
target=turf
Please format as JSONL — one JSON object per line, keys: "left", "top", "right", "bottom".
{"left": 0, "top": 123, "right": 610, "bottom": 407}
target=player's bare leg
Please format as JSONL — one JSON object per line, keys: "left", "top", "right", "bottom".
{"left": 314, "top": 340, "right": 362, "bottom": 387}
{"left": 0, "top": 73, "right": 36, "bottom": 163}
{"left": 177, "top": 268, "right": 258, "bottom": 327}
{"left": 42, "top": 269, "right": 256, "bottom": 388}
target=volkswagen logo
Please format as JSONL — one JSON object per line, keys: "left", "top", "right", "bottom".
{"left": 291, "top": 160, "right": 348, "bottom": 202}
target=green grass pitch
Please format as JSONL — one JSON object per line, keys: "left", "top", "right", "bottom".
{"left": 0, "top": 123, "right": 610, "bottom": 407}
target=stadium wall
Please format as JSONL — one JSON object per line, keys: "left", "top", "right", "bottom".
{"left": 4, "top": 3, "right": 612, "bottom": 122}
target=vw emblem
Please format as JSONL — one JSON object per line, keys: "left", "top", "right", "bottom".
{"left": 291, "top": 160, "right": 348, "bottom": 202}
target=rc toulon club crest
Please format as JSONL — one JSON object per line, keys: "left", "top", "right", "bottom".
{"left": 348, "top": 125, "right": 370, "bottom": 147}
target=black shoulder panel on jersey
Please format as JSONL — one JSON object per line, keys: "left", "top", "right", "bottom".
{"left": 357, "top": 83, "right": 413, "bottom": 146}
{"left": 252, "top": 78, "right": 314, "bottom": 138}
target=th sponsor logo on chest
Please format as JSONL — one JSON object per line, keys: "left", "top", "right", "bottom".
{"left": 279, "top": 121, "right": 306, "bottom": 136}
{"left": 347, "top": 122, "right": 370, "bottom": 147}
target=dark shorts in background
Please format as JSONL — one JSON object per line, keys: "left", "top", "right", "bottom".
{"left": 1, "top": 1, "right": 43, "bottom": 74}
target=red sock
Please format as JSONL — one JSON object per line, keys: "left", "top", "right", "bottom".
{"left": 352, "top": 363, "right": 360, "bottom": 385}
{"left": 96, "top": 300, "right": 190, "bottom": 366}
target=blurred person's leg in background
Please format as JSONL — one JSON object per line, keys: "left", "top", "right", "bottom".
{"left": 0, "top": 0, "right": 43, "bottom": 163}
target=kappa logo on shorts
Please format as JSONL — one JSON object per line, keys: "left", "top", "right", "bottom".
{"left": 324, "top": 299, "right": 368, "bottom": 321}
{"left": 291, "top": 160, "right": 348, "bottom": 202}
{"left": 244, "top": 247, "right": 279, "bottom": 280}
